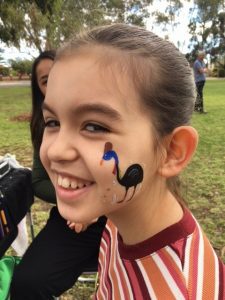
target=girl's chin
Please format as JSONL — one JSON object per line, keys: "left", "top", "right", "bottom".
{"left": 57, "top": 203, "right": 96, "bottom": 224}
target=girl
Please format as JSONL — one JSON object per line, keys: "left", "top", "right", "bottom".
{"left": 40, "top": 24, "right": 225, "bottom": 299}
{"left": 10, "top": 51, "right": 106, "bottom": 300}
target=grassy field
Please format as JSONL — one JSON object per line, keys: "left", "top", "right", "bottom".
{"left": 0, "top": 79, "right": 225, "bottom": 298}
{"left": 182, "top": 79, "right": 225, "bottom": 257}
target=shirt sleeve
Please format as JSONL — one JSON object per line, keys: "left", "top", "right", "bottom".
{"left": 194, "top": 61, "right": 202, "bottom": 73}
{"left": 32, "top": 149, "right": 56, "bottom": 204}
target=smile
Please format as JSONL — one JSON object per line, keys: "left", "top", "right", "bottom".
{"left": 57, "top": 175, "right": 93, "bottom": 190}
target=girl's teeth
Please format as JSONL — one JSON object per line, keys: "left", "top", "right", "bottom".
{"left": 78, "top": 182, "right": 84, "bottom": 189}
{"left": 58, "top": 175, "right": 63, "bottom": 185}
{"left": 71, "top": 181, "right": 78, "bottom": 189}
{"left": 58, "top": 175, "right": 92, "bottom": 189}
{"left": 62, "top": 177, "right": 70, "bottom": 188}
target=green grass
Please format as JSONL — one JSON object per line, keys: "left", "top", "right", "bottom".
{"left": 0, "top": 86, "right": 32, "bottom": 166}
{"left": 0, "top": 80, "right": 225, "bottom": 299}
{"left": 182, "top": 79, "right": 225, "bottom": 258}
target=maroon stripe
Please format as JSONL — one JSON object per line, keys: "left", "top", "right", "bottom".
{"left": 123, "top": 258, "right": 152, "bottom": 300}
{"left": 102, "top": 227, "right": 113, "bottom": 297}
{"left": 170, "top": 237, "right": 187, "bottom": 269}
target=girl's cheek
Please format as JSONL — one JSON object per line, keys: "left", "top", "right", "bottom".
{"left": 97, "top": 159, "right": 144, "bottom": 205}
{"left": 96, "top": 141, "right": 144, "bottom": 205}
{"left": 39, "top": 143, "right": 45, "bottom": 166}
{"left": 99, "top": 178, "right": 122, "bottom": 205}
{"left": 40, "top": 139, "right": 49, "bottom": 170}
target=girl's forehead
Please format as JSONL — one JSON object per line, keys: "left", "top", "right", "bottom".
{"left": 51, "top": 53, "right": 136, "bottom": 97}
{"left": 46, "top": 54, "right": 146, "bottom": 119}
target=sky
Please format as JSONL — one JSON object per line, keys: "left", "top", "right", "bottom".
{"left": 0, "top": 41, "right": 39, "bottom": 65}
{"left": 147, "top": 0, "right": 193, "bottom": 53}
{"left": 0, "top": 0, "right": 193, "bottom": 65}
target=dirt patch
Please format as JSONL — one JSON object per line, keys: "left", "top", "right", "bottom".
{"left": 10, "top": 113, "right": 31, "bottom": 122}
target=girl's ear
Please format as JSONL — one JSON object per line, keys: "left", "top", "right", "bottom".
{"left": 158, "top": 126, "right": 198, "bottom": 178}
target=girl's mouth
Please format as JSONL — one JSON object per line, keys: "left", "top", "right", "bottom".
{"left": 57, "top": 174, "right": 93, "bottom": 190}
{"left": 56, "top": 175, "right": 94, "bottom": 202}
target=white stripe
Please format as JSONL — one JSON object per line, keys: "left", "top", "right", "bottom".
{"left": 183, "top": 234, "right": 193, "bottom": 285}
{"left": 195, "top": 223, "right": 204, "bottom": 299}
{"left": 153, "top": 253, "right": 186, "bottom": 300}
{"left": 213, "top": 249, "right": 219, "bottom": 300}
{"left": 137, "top": 260, "right": 157, "bottom": 300}
{"left": 98, "top": 242, "right": 109, "bottom": 299}
{"left": 165, "top": 246, "right": 183, "bottom": 271}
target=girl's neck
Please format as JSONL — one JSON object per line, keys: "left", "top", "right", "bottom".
{"left": 109, "top": 190, "right": 183, "bottom": 245}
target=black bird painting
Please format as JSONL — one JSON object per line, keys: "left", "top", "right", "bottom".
{"left": 101, "top": 142, "right": 144, "bottom": 203}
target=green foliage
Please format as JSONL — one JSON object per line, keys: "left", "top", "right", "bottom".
{"left": 9, "top": 59, "right": 33, "bottom": 75}
{"left": 218, "top": 68, "right": 225, "bottom": 77}
{"left": 149, "top": 0, "right": 184, "bottom": 44}
{"left": 0, "top": 48, "right": 4, "bottom": 64}
{"left": 0, "top": 66, "right": 10, "bottom": 76}
{"left": 188, "top": 0, "right": 225, "bottom": 65}
{"left": 0, "top": 0, "right": 152, "bottom": 52}
{"left": 153, "top": 0, "right": 183, "bottom": 28}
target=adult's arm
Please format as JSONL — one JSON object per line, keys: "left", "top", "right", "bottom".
{"left": 194, "top": 61, "right": 207, "bottom": 74}
{"left": 32, "top": 149, "right": 56, "bottom": 204}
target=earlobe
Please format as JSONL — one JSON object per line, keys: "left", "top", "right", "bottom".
{"left": 158, "top": 126, "right": 198, "bottom": 178}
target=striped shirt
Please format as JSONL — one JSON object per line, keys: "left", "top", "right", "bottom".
{"left": 95, "top": 208, "right": 225, "bottom": 299}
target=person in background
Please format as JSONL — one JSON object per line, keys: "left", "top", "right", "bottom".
{"left": 193, "top": 50, "right": 207, "bottom": 113}
{"left": 10, "top": 50, "right": 106, "bottom": 300}
{"left": 40, "top": 24, "right": 225, "bottom": 299}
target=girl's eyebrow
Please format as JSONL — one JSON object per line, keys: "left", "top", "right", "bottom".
{"left": 73, "top": 103, "right": 122, "bottom": 120}
{"left": 42, "top": 102, "right": 122, "bottom": 121}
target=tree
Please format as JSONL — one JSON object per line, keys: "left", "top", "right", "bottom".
{"left": 152, "top": 0, "right": 183, "bottom": 32}
{"left": 0, "top": 0, "right": 152, "bottom": 53}
{"left": 10, "top": 59, "right": 33, "bottom": 77}
{"left": 148, "top": 0, "right": 184, "bottom": 44}
{"left": 188, "top": 0, "right": 225, "bottom": 67}
{"left": 0, "top": 48, "right": 4, "bottom": 64}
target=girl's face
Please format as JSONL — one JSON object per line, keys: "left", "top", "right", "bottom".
{"left": 36, "top": 58, "right": 54, "bottom": 96}
{"left": 40, "top": 54, "right": 162, "bottom": 223}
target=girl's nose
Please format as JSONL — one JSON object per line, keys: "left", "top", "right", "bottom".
{"left": 47, "top": 132, "right": 79, "bottom": 162}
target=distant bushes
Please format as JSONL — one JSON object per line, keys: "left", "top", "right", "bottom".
{"left": 0, "top": 58, "right": 33, "bottom": 80}
{"left": 211, "top": 68, "right": 225, "bottom": 78}
{"left": 0, "top": 66, "right": 10, "bottom": 76}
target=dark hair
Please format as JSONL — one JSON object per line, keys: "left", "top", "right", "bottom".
{"left": 56, "top": 24, "right": 196, "bottom": 201}
{"left": 30, "top": 50, "right": 56, "bottom": 150}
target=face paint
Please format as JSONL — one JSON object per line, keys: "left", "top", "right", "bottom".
{"left": 101, "top": 142, "right": 144, "bottom": 203}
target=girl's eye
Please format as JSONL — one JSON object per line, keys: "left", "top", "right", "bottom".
{"left": 83, "top": 123, "right": 109, "bottom": 133}
{"left": 44, "top": 120, "right": 60, "bottom": 128}
{"left": 41, "top": 80, "right": 48, "bottom": 86}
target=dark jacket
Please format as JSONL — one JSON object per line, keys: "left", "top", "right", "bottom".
{"left": 32, "top": 150, "right": 56, "bottom": 203}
